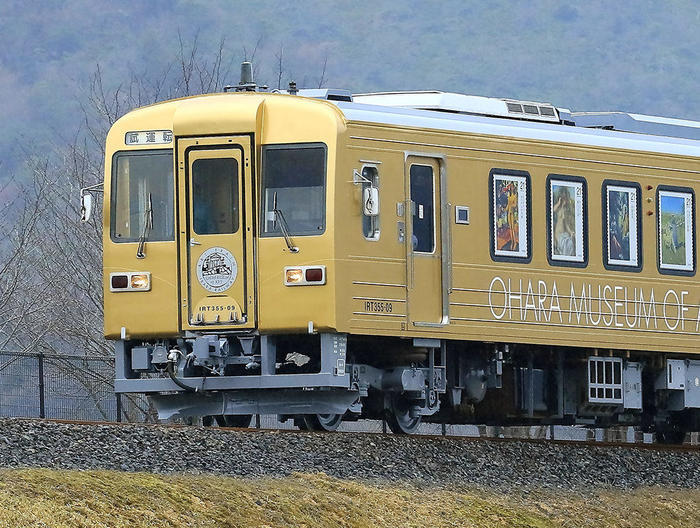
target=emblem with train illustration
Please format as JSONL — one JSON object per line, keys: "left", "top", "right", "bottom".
{"left": 196, "top": 247, "right": 237, "bottom": 293}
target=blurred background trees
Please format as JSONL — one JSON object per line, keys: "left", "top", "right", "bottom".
{"left": 0, "top": 36, "right": 320, "bottom": 418}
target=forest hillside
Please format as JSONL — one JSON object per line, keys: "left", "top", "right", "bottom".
{"left": 1, "top": 0, "right": 699, "bottom": 177}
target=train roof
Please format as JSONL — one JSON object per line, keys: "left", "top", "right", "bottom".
{"left": 289, "top": 89, "right": 700, "bottom": 158}
{"left": 334, "top": 100, "right": 700, "bottom": 158}
{"left": 116, "top": 86, "right": 700, "bottom": 158}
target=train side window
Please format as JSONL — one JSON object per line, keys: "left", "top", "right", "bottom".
{"left": 409, "top": 164, "right": 435, "bottom": 253}
{"left": 657, "top": 186, "right": 695, "bottom": 276}
{"left": 546, "top": 175, "right": 588, "bottom": 267}
{"left": 602, "top": 180, "right": 642, "bottom": 272}
{"left": 362, "top": 166, "right": 380, "bottom": 240}
{"left": 489, "top": 169, "right": 531, "bottom": 263}
{"left": 261, "top": 143, "right": 327, "bottom": 236}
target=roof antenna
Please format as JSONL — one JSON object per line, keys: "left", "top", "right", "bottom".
{"left": 225, "top": 61, "right": 258, "bottom": 92}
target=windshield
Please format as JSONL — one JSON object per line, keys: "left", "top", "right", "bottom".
{"left": 111, "top": 150, "right": 174, "bottom": 242}
{"left": 261, "top": 144, "right": 326, "bottom": 236}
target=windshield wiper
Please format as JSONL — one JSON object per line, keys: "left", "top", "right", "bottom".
{"left": 136, "top": 192, "right": 153, "bottom": 259}
{"left": 272, "top": 192, "right": 298, "bottom": 253}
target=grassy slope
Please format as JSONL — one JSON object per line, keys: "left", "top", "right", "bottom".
{"left": 0, "top": 469, "right": 697, "bottom": 528}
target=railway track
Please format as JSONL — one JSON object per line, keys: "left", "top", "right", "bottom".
{"left": 20, "top": 417, "right": 700, "bottom": 453}
{"left": 1, "top": 417, "right": 698, "bottom": 490}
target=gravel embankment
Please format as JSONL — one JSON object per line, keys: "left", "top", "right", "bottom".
{"left": 0, "top": 418, "right": 698, "bottom": 490}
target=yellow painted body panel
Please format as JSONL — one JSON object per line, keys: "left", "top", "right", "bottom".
{"left": 103, "top": 102, "right": 180, "bottom": 339}
{"left": 103, "top": 91, "right": 700, "bottom": 356}
{"left": 334, "top": 122, "right": 700, "bottom": 355}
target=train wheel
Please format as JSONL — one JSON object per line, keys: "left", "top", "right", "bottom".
{"left": 656, "top": 427, "right": 686, "bottom": 444}
{"left": 655, "top": 415, "right": 688, "bottom": 445}
{"left": 224, "top": 415, "right": 253, "bottom": 428}
{"left": 386, "top": 394, "right": 422, "bottom": 434}
{"left": 302, "top": 414, "right": 343, "bottom": 432}
{"left": 294, "top": 416, "right": 309, "bottom": 430}
{"left": 214, "top": 415, "right": 253, "bottom": 428}
{"left": 202, "top": 415, "right": 214, "bottom": 427}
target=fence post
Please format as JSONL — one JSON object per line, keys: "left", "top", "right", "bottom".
{"left": 37, "top": 353, "right": 45, "bottom": 419}
{"left": 116, "top": 393, "right": 122, "bottom": 422}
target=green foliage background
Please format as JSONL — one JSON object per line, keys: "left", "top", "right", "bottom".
{"left": 0, "top": 0, "right": 699, "bottom": 177}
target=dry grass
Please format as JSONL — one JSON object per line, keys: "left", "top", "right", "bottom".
{"left": 0, "top": 469, "right": 697, "bottom": 527}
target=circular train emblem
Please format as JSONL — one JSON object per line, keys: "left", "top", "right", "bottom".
{"left": 196, "top": 247, "right": 237, "bottom": 293}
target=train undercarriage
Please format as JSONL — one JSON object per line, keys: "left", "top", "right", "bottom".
{"left": 115, "top": 332, "right": 700, "bottom": 443}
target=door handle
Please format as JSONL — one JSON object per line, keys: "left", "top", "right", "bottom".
{"left": 189, "top": 238, "right": 201, "bottom": 246}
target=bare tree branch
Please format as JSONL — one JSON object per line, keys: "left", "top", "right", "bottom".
{"left": 0, "top": 34, "right": 333, "bottom": 422}
{"left": 317, "top": 54, "right": 328, "bottom": 89}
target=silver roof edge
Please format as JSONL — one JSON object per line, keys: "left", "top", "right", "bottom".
{"left": 569, "top": 111, "right": 700, "bottom": 141}
{"left": 295, "top": 89, "right": 353, "bottom": 102}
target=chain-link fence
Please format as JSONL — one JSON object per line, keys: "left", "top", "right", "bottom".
{"left": 0, "top": 351, "right": 150, "bottom": 422}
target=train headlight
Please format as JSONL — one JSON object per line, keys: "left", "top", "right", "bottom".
{"left": 130, "top": 273, "right": 150, "bottom": 290}
{"left": 110, "top": 272, "right": 151, "bottom": 292}
{"left": 284, "top": 266, "right": 326, "bottom": 286}
{"left": 285, "top": 268, "right": 304, "bottom": 284}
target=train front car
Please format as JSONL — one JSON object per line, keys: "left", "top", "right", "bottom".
{"left": 104, "top": 90, "right": 359, "bottom": 430}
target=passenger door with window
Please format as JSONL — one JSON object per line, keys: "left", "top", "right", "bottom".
{"left": 405, "top": 156, "right": 446, "bottom": 326}
{"left": 178, "top": 137, "right": 255, "bottom": 329}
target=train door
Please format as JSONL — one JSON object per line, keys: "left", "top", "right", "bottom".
{"left": 178, "top": 136, "right": 256, "bottom": 330}
{"left": 405, "top": 155, "right": 448, "bottom": 326}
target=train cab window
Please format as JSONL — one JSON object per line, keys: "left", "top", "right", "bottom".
{"left": 546, "top": 175, "right": 587, "bottom": 267}
{"left": 489, "top": 169, "right": 531, "bottom": 262}
{"left": 192, "top": 158, "right": 239, "bottom": 235}
{"left": 409, "top": 164, "right": 435, "bottom": 253}
{"left": 362, "top": 166, "right": 380, "bottom": 240}
{"left": 602, "top": 181, "right": 642, "bottom": 271}
{"left": 657, "top": 186, "right": 695, "bottom": 275}
{"left": 111, "top": 150, "right": 174, "bottom": 242}
{"left": 261, "top": 144, "right": 326, "bottom": 236}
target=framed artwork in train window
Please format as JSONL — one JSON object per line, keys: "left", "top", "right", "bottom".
{"left": 657, "top": 186, "right": 695, "bottom": 275}
{"left": 602, "top": 180, "right": 642, "bottom": 272}
{"left": 489, "top": 169, "right": 531, "bottom": 263}
{"left": 546, "top": 175, "right": 587, "bottom": 267}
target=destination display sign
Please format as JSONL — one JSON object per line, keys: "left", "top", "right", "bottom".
{"left": 125, "top": 130, "right": 173, "bottom": 145}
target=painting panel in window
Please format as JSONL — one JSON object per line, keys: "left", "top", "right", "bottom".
{"left": 659, "top": 190, "right": 693, "bottom": 271}
{"left": 606, "top": 185, "right": 639, "bottom": 267}
{"left": 493, "top": 174, "right": 528, "bottom": 258}
{"left": 550, "top": 180, "right": 584, "bottom": 262}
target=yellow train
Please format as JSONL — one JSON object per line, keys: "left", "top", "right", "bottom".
{"left": 91, "top": 63, "right": 700, "bottom": 440}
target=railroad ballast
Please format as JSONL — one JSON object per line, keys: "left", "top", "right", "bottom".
{"left": 88, "top": 63, "right": 700, "bottom": 441}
